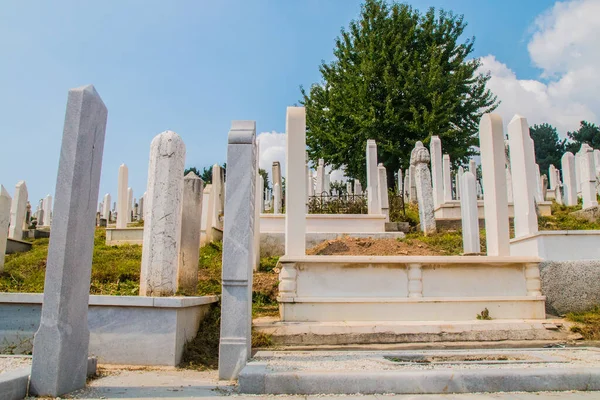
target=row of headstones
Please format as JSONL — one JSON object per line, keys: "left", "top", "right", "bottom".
{"left": 0, "top": 182, "right": 56, "bottom": 270}
{"left": 400, "top": 149, "right": 483, "bottom": 206}
{"left": 96, "top": 173, "right": 146, "bottom": 226}
{"left": 554, "top": 144, "right": 600, "bottom": 210}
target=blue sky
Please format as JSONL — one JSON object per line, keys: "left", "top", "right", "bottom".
{"left": 1, "top": 0, "right": 595, "bottom": 204}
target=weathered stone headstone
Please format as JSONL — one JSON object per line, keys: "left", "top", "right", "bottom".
{"left": 9, "top": 181, "right": 28, "bottom": 240}
{"left": 273, "top": 183, "right": 281, "bottom": 214}
{"left": 430, "top": 136, "right": 443, "bottom": 208}
{"left": 508, "top": 115, "right": 538, "bottom": 238}
{"left": 0, "top": 186, "right": 12, "bottom": 271}
{"left": 117, "top": 164, "right": 128, "bottom": 228}
{"left": 575, "top": 151, "right": 582, "bottom": 195}
{"left": 366, "top": 139, "right": 380, "bottom": 214}
{"left": 579, "top": 145, "right": 598, "bottom": 209}
{"left": 479, "top": 114, "right": 510, "bottom": 256}
{"left": 102, "top": 193, "right": 111, "bottom": 221}
{"left": 403, "top": 173, "right": 410, "bottom": 201}
{"left": 460, "top": 172, "right": 480, "bottom": 254}
{"left": 456, "top": 166, "right": 464, "bottom": 200}
{"left": 42, "top": 194, "right": 53, "bottom": 227}
{"left": 443, "top": 154, "right": 452, "bottom": 202}
{"left": 377, "top": 163, "right": 390, "bottom": 222}
{"left": 354, "top": 180, "right": 362, "bottom": 195}
{"left": 408, "top": 165, "right": 417, "bottom": 203}
{"left": 346, "top": 180, "right": 352, "bottom": 196}
{"left": 285, "top": 107, "right": 306, "bottom": 256}
{"left": 139, "top": 193, "right": 146, "bottom": 220}
{"left": 534, "top": 164, "right": 543, "bottom": 202}
{"left": 139, "top": 131, "right": 186, "bottom": 297}
{"left": 541, "top": 174, "right": 548, "bottom": 200}
{"left": 549, "top": 165, "right": 558, "bottom": 190}
{"left": 127, "top": 187, "right": 133, "bottom": 223}
{"left": 219, "top": 120, "right": 256, "bottom": 380}
{"left": 410, "top": 142, "right": 436, "bottom": 235}
{"left": 397, "top": 169, "right": 403, "bottom": 195}
{"left": 178, "top": 172, "right": 204, "bottom": 292}
{"left": 469, "top": 159, "right": 477, "bottom": 175}
{"left": 316, "top": 159, "right": 324, "bottom": 194}
{"left": 30, "top": 85, "right": 107, "bottom": 396}
{"left": 561, "top": 152, "right": 577, "bottom": 206}
{"left": 324, "top": 173, "right": 331, "bottom": 194}
{"left": 272, "top": 161, "right": 282, "bottom": 210}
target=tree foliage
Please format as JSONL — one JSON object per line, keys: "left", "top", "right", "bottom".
{"left": 184, "top": 164, "right": 226, "bottom": 184}
{"left": 566, "top": 121, "right": 600, "bottom": 153}
{"left": 529, "top": 123, "right": 566, "bottom": 175}
{"left": 300, "top": 0, "right": 498, "bottom": 186}
{"left": 259, "top": 169, "right": 271, "bottom": 191}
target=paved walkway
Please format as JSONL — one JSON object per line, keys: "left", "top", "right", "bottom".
{"left": 60, "top": 367, "right": 600, "bottom": 400}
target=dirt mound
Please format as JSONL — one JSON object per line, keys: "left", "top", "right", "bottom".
{"left": 307, "top": 236, "right": 441, "bottom": 256}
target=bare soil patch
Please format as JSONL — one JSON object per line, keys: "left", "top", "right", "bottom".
{"left": 307, "top": 236, "right": 441, "bottom": 256}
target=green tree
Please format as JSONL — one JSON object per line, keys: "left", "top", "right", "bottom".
{"left": 184, "top": 163, "right": 226, "bottom": 184}
{"left": 300, "top": 0, "right": 498, "bottom": 188}
{"left": 529, "top": 123, "right": 566, "bottom": 175}
{"left": 259, "top": 168, "right": 271, "bottom": 190}
{"left": 566, "top": 121, "right": 600, "bottom": 153}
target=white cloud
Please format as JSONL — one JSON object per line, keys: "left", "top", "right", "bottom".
{"left": 479, "top": 0, "right": 599, "bottom": 135}
{"left": 257, "top": 130, "right": 348, "bottom": 184}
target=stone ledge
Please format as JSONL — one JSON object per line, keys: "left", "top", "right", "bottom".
{"left": 0, "top": 293, "right": 219, "bottom": 308}
{"left": 278, "top": 255, "right": 541, "bottom": 264}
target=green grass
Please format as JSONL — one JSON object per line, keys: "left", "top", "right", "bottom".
{"left": 0, "top": 229, "right": 142, "bottom": 295}
{"left": 538, "top": 202, "right": 600, "bottom": 231}
{"left": 401, "top": 230, "right": 487, "bottom": 255}
{"left": 566, "top": 306, "right": 600, "bottom": 340}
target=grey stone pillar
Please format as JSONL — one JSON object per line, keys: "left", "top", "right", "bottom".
{"left": 178, "top": 172, "right": 204, "bottom": 292}
{"left": 219, "top": 120, "right": 256, "bottom": 380}
{"left": 30, "top": 85, "right": 107, "bottom": 396}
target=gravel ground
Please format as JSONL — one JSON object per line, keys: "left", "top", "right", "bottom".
{"left": 252, "top": 348, "right": 600, "bottom": 372}
{"left": 0, "top": 355, "right": 32, "bottom": 374}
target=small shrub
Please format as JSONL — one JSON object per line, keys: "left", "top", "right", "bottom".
{"left": 477, "top": 308, "right": 492, "bottom": 320}
{"left": 259, "top": 256, "right": 279, "bottom": 273}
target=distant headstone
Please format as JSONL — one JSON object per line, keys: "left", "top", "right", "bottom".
{"left": 377, "top": 163, "right": 389, "bottom": 222}
{"left": 443, "top": 154, "right": 452, "bottom": 202}
{"left": 410, "top": 142, "right": 436, "bottom": 235}
{"left": 430, "top": 136, "right": 443, "bottom": 208}
{"left": 0, "top": 186, "right": 12, "bottom": 271}
{"left": 273, "top": 183, "right": 281, "bottom": 214}
{"left": 30, "top": 85, "right": 107, "bottom": 396}
{"left": 562, "top": 152, "right": 577, "bottom": 206}
{"left": 139, "top": 131, "right": 186, "bottom": 296}
{"left": 178, "top": 172, "right": 204, "bottom": 292}
{"left": 117, "top": 164, "right": 128, "bottom": 228}
{"left": 102, "top": 193, "right": 111, "bottom": 221}
{"left": 127, "top": 187, "right": 133, "bottom": 223}
{"left": 316, "top": 159, "right": 325, "bottom": 194}
{"left": 366, "top": 139, "right": 380, "bottom": 214}
{"left": 460, "top": 172, "right": 480, "bottom": 254}
{"left": 9, "top": 181, "right": 28, "bottom": 240}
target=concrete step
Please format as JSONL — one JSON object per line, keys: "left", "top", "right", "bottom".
{"left": 253, "top": 318, "right": 580, "bottom": 346}
{"left": 239, "top": 348, "right": 600, "bottom": 394}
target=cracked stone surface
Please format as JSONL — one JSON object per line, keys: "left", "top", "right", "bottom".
{"left": 139, "top": 130, "right": 186, "bottom": 297}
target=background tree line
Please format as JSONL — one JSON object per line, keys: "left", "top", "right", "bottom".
{"left": 530, "top": 121, "right": 600, "bottom": 175}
